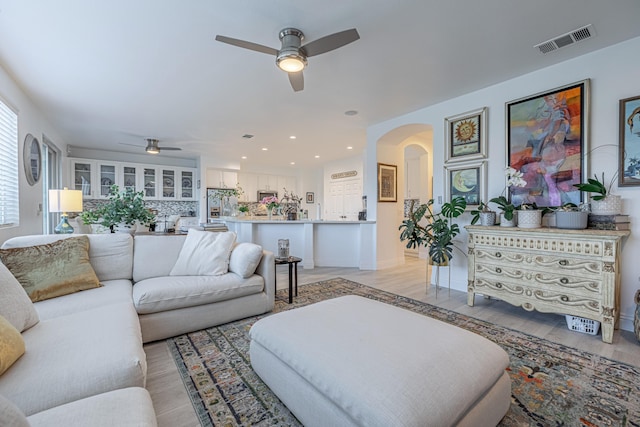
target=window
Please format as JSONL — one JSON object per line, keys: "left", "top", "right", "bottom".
{"left": 0, "top": 97, "right": 19, "bottom": 227}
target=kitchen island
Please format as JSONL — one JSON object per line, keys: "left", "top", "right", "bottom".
{"left": 212, "top": 217, "right": 376, "bottom": 270}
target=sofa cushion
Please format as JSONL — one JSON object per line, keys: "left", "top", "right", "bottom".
{"left": 27, "top": 387, "right": 157, "bottom": 427}
{"left": 133, "top": 274, "right": 264, "bottom": 314}
{"left": 0, "top": 394, "right": 29, "bottom": 427}
{"left": 0, "top": 262, "right": 39, "bottom": 332}
{"left": 34, "top": 279, "right": 133, "bottom": 321}
{"left": 1, "top": 234, "right": 134, "bottom": 282}
{"left": 0, "top": 315, "right": 25, "bottom": 375}
{"left": 0, "top": 236, "right": 101, "bottom": 302}
{"left": 132, "top": 235, "right": 186, "bottom": 282}
{"left": 229, "top": 242, "right": 264, "bottom": 278}
{"left": 169, "top": 229, "right": 236, "bottom": 276}
{"left": 0, "top": 303, "right": 146, "bottom": 416}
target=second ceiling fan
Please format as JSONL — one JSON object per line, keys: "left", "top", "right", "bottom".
{"left": 215, "top": 27, "right": 360, "bottom": 92}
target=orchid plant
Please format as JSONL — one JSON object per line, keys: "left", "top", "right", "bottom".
{"left": 490, "top": 167, "right": 527, "bottom": 220}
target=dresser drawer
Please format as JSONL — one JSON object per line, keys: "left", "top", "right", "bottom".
{"left": 474, "top": 278, "right": 601, "bottom": 314}
{"left": 474, "top": 248, "right": 601, "bottom": 279}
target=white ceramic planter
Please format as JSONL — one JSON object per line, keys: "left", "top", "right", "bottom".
{"left": 590, "top": 195, "right": 622, "bottom": 216}
{"left": 555, "top": 211, "right": 588, "bottom": 229}
{"left": 499, "top": 212, "right": 517, "bottom": 227}
{"left": 517, "top": 210, "right": 542, "bottom": 229}
{"left": 479, "top": 211, "right": 496, "bottom": 226}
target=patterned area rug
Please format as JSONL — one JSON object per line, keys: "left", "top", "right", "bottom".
{"left": 167, "top": 278, "right": 640, "bottom": 427}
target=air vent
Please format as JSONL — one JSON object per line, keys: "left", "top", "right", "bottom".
{"left": 242, "top": 134, "right": 254, "bottom": 139}
{"left": 534, "top": 24, "right": 595, "bottom": 54}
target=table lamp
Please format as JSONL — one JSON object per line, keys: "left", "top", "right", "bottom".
{"left": 49, "top": 187, "right": 83, "bottom": 234}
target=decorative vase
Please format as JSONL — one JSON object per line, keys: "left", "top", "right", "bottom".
{"left": 555, "top": 211, "right": 588, "bottom": 229}
{"left": 590, "top": 195, "right": 622, "bottom": 216}
{"left": 499, "top": 212, "right": 517, "bottom": 227}
{"left": 114, "top": 222, "right": 136, "bottom": 235}
{"left": 479, "top": 211, "right": 496, "bottom": 226}
{"left": 516, "top": 210, "right": 542, "bottom": 229}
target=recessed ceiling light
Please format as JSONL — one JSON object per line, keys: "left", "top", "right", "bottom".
{"left": 241, "top": 156, "right": 247, "bottom": 159}
{"left": 344, "top": 110, "right": 358, "bottom": 116}
{"left": 314, "top": 155, "right": 320, "bottom": 158}
{"left": 289, "top": 135, "right": 296, "bottom": 140}
{"left": 290, "top": 162, "right": 295, "bottom": 165}
{"left": 261, "top": 147, "right": 268, "bottom": 151}
{"left": 347, "top": 146, "right": 353, "bottom": 150}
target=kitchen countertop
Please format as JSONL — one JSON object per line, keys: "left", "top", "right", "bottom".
{"left": 210, "top": 217, "right": 375, "bottom": 224}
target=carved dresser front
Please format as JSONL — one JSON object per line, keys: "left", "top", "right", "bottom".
{"left": 465, "top": 226, "right": 629, "bottom": 343}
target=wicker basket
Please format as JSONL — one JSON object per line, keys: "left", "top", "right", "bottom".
{"left": 565, "top": 315, "right": 600, "bottom": 335}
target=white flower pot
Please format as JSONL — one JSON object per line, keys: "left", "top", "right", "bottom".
{"left": 479, "top": 211, "right": 496, "bottom": 226}
{"left": 555, "top": 211, "right": 588, "bottom": 229}
{"left": 517, "top": 210, "right": 542, "bottom": 229}
{"left": 499, "top": 212, "right": 517, "bottom": 227}
{"left": 590, "top": 195, "right": 622, "bottom": 216}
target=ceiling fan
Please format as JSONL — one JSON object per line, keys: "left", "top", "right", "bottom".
{"left": 119, "top": 138, "right": 182, "bottom": 154}
{"left": 215, "top": 27, "right": 360, "bottom": 92}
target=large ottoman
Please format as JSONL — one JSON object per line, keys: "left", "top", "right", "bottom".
{"left": 249, "top": 295, "right": 511, "bottom": 427}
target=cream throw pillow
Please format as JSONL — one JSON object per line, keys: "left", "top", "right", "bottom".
{"left": 170, "top": 229, "right": 236, "bottom": 276}
{"left": 0, "top": 315, "right": 25, "bottom": 375}
{"left": 0, "top": 236, "right": 101, "bottom": 302}
{"left": 0, "top": 262, "right": 39, "bottom": 332}
{"left": 229, "top": 242, "right": 263, "bottom": 278}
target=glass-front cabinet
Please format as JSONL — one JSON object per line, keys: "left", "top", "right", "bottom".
{"left": 71, "top": 160, "right": 93, "bottom": 197}
{"left": 69, "top": 158, "right": 196, "bottom": 200}
{"left": 143, "top": 167, "right": 156, "bottom": 198}
{"left": 180, "top": 170, "right": 194, "bottom": 199}
{"left": 99, "top": 164, "right": 117, "bottom": 197}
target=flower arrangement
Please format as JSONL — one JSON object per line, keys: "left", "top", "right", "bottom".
{"left": 490, "top": 167, "right": 527, "bottom": 220}
{"left": 260, "top": 195, "right": 280, "bottom": 210}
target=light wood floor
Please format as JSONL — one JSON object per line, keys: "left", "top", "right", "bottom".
{"left": 145, "top": 257, "right": 640, "bottom": 427}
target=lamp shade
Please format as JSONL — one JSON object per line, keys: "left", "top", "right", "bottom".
{"left": 49, "top": 187, "right": 83, "bottom": 213}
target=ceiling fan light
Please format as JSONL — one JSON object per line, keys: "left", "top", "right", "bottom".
{"left": 145, "top": 146, "right": 160, "bottom": 154}
{"left": 277, "top": 54, "right": 306, "bottom": 72}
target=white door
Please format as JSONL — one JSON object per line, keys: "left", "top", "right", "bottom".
{"left": 326, "top": 178, "right": 361, "bottom": 220}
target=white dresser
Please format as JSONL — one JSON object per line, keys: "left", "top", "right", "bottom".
{"left": 465, "top": 226, "right": 629, "bottom": 343}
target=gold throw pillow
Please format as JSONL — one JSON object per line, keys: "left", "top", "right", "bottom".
{"left": 0, "top": 314, "right": 25, "bottom": 375}
{"left": 0, "top": 236, "right": 101, "bottom": 302}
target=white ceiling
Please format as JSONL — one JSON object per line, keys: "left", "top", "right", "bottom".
{"left": 1, "top": 0, "right": 639, "bottom": 170}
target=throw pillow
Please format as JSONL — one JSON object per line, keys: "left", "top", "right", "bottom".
{"left": 229, "top": 242, "right": 263, "bottom": 278}
{"left": 170, "top": 229, "right": 237, "bottom": 276}
{"left": 0, "top": 262, "right": 39, "bottom": 332}
{"left": 0, "top": 394, "right": 29, "bottom": 427}
{"left": 0, "top": 315, "right": 25, "bottom": 376}
{"left": 0, "top": 236, "right": 101, "bottom": 302}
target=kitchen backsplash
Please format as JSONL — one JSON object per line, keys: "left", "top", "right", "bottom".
{"left": 81, "top": 199, "right": 199, "bottom": 220}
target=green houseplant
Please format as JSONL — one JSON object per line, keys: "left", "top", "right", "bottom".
{"left": 573, "top": 173, "right": 622, "bottom": 215}
{"left": 399, "top": 196, "right": 467, "bottom": 265}
{"left": 83, "top": 184, "right": 155, "bottom": 232}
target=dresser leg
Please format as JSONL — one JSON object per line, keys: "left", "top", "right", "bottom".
{"left": 467, "top": 292, "right": 475, "bottom": 307}
{"left": 601, "top": 322, "right": 614, "bottom": 344}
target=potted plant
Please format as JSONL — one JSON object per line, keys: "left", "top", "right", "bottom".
{"left": 84, "top": 185, "right": 156, "bottom": 233}
{"left": 516, "top": 202, "right": 543, "bottom": 229}
{"left": 469, "top": 201, "right": 496, "bottom": 226}
{"left": 490, "top": 167, "right": 527, "bottom": 227}
{"left": 238, "top": 205, "right": 249, "bottom": 217}
{"left": 554, "top": 203, "right": 588, "bottom": 229}
{"left": 573, "top": 173, "right": 622, "bottom": 215}
{"left": 399, "top": 196, "right": 467, "bottom": 265}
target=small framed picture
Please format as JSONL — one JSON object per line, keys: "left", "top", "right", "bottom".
{"left": 445, "top": 107, "right": 487, "bottom": 163}
{"left": 444, "top": 161, "right": 486, "bottom": 209}
{"left": 619, "top": 94, "right": 640, "bottom": 186}
{"left": 306, "top": 192, "right": 315, "bottom": 203}
{"left": 377, "top": 163, "right": 397, "bottom": 202}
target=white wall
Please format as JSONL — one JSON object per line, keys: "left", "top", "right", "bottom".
{"left": 0, "top": 65, "right": 69, "bottom": 245}
{"left": 368, "top": 36, "right": 640, "bottom": 331}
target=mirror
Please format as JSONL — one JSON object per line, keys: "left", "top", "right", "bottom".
{"left": 23, "top": 133, "right": 41, "bottom": 186}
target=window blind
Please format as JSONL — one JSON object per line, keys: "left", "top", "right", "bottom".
{"left": 0, "top": 98, "right": 19, "bottom": 227}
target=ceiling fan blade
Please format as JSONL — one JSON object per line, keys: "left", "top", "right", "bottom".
{"left": 301, "top": 28, "right": 360, "bottom": 57}
{"left": 288, "top": 71, "right": 304, "bottom": 92}
{"left": 157, "top": 147, "right": 182, "bottom": 151}
{"left": 215, "top": 35, "right": 278, "bottom": 55}
{"left": 119, "top": 142, "right": 144, "bottom": 147}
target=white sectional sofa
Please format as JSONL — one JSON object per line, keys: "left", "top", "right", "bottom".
{"left": 0, "top": 231, "right": 275, "bottom": 425}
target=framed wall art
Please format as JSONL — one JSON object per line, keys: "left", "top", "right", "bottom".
{"left": 445, "top": 161, "right": 485, "bottom": 208}
{"left": 445, "top": 107, "right": 487, "bottom": 162}
{"left": 506, "top": 79, "right": 589, "bottom": 208}
{"left": 619, "top": 94, "right": 640, "bottom": 186}
{"left": 306, "top": 192, "right": 315, "bottom": 203}
{"left": 377, "top": 163, "right": 397, "bottom": 202}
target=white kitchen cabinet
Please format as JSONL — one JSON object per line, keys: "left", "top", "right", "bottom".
{"left": 142, "top": 167, "right": 157, "bottom": 198}
{"left": 237, "top": 172, "right": 257, "bottom": 201}
{"left": 206, "top": 168, "right": 238, "bottom": 189}
{"left": 278, "top": 175, "right": 297, "bottom": 195}
{"left": 179, "top": 169, "right": 195, "bottom": 199}
{"left": 257, "top": 174, "right": 278, "bottom": 192}
{"left": 71, "top": 160, "right": 94, "bottom": 197}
